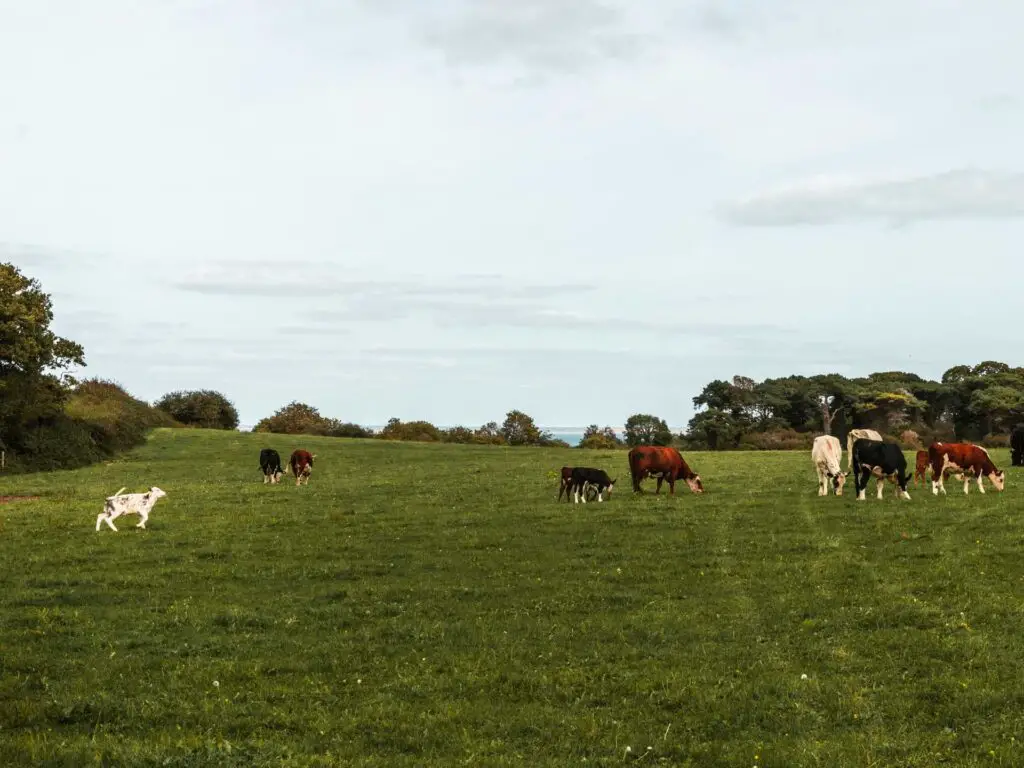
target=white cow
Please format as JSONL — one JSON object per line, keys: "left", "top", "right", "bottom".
{"left": 846, "top": 429, "right": 883, "bottom": 471}
{"left": 812, "top": 435, "right": 847, "bottom": 496}
{"left": 96, "top": 486, "right": 168, "bottom": 532}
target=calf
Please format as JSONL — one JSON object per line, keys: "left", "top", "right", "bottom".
{"left": 851, "top": 439, "right": 911, "bottom": 500}
{"left": 811, "top": 435, "right": 847, "bottom": 496}
{"left": 1011, "top": 427, "right": 1024, "bottom": 467}
{"left": 96, "top": 486, "right": 168, "bottom": 532}
{"left": 914, "top": 449, "right": 961, "bottom": 486}
{"left": 568, "top": 467, "right": 616, "bottom": 503}
{"left": 845, "top": 428, "right": 883, "bottom": 471}
{"left": 259, "top": 448, "right": 285, "bottom": 484}
{"left": 557, "top": 466, "right": 575, "bottom": 502}
{"left": 927, "top": 442, "right": 1005, "bottom": 495}
{"left": 289, "top": 449, "right": 316, "bottom": 486}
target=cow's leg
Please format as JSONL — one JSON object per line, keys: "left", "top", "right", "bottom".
{"left": 96, "top": 513, "right": 106, "bottom": 532}
{"left": 655, "top": 475, "right": 663, "bottom": 494}
{"left": 137, "top": 509, "right": 148, "bottom": 529}
{"left": 104, "top": 511, "right": 120, "bottom": 532}
{"left": 816, "top": 466, "right": 827, "bottom": 496}
{"left": 581, "top": 482, "right": 588, "bottom": 504}
{"left": 876, "top": 475, "right": 885, "bottom": 500}
{"left": 856, "top": 470, "right": 868, "bottom": 501}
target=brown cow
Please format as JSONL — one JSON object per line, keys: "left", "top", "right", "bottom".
{"left": 557, "top": 466, "right": 574, "bottom": 502}
{"left": 914, "top": 449, "right": 961, "bottom": 486}
{"left": 289, "top": 449, "right": 317, "bottom": 486}
{"left": 628, "top": 445, "right": 703, "bottom": 495}
{"left": 927, "top": 442, "right": 1004, "bottom": 495}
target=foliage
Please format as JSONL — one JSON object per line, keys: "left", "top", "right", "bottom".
{"left": 686, "top": 362, "right": 1024, "bottom": 449}
{"left": 2, "top": 428, "right": 1021, "bottom": 765}
{"left": 623, "top": 413, "right": 673, "bottom": 446}
{"left": 4, "top": 378, "right": 179, "bottom": 473}
{"left": 252, "top": 401, "right": 373, "bottom": 439}
{"left": 0, "top": 262, "right": 86, "bottom": 452}
{"left": 578, "top": 424, "right": 624, "bottom": 450}
{"left": 500, "top": 410, "right": 544, "bottom": 446}
{"left": 154, "top": 389, "right": 240, "bottom": 430}
{"left": 379, "top": 418, "right": 443, "bottom": 442}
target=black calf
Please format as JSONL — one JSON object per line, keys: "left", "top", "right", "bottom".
{"left": 568, "top": 467, "right": 616, "bottom": 503}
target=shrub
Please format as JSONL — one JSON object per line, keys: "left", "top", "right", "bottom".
{"left": 378, "top": 418, "right": 442, "bottom": 442}
{"left": 738, "top": 429, "right": 816, "bottom": 451}
{"left": 155, "top": 389, "right": 239, "bottom": 430}
{"left": 5, "top": 378, "right": 179, "bottom": 474}
{"left": 324, "top": 420, "right": 375, "bottom": 439}
{"left": 981, "top": 433, "right": 1011, "bottom": 449}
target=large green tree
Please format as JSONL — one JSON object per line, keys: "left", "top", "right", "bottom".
{"left": 0, "top": 263, "right": 85, "bottom": 441}
{"left": 623, "top": 413, "right": 672, "bottom": 446}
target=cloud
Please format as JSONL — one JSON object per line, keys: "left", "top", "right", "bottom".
{"left": 411, "top": 0, "right": 658, "bottom": 78}
{"left": 719, "top": 169, "right": 1024, "bottom": 227}
{"left": 0, "top": 242, "right": 80, "bottom": 267}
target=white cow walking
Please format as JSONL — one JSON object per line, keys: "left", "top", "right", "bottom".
{"left": 812, "top": 435, "right": 847, "bottom": 496}
{"left": 846, "top": 429, "right": 883, "bottom": 471}
{"left": 96, "top": 486, "right": 168, "bottom": 532}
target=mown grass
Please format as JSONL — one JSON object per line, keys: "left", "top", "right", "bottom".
{"left": 1, "top": 428, "right": 1022, "bottom": 766}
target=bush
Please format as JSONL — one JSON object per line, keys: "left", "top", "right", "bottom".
{"left": 738, "top": 429, "right": 816, "bottom": 451}
{"left": 378, "top": 418, "right": 442, "bottom": 443}
{"left": 981, "top": 433, "right": 1011, "bottom": 449}
{"left": 252, "top": 402, "right": 373, "bottom": 439}
{"left": 155, "top": 389, "right": 239, "bottom": 430}
{"left": 4, "top": 378, "right": 179, "bottom": 474}
{"left": 324, "top": 421, "right": 375, "bottom": 439}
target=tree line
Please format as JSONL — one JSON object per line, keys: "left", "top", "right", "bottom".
{"left": 4, "top": 260, "right": 1023, "bottom": 473}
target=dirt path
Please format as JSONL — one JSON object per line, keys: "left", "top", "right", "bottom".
{"left": 0, "top": 495, "right": 40, "bottom": 504}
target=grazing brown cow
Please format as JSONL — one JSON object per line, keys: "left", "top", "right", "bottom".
{"left": 927, "top": 442, "right": 1005, "bottom": 495}
{"left": 627, "top": 445, "right": 703, "bottom": 495}
{"left": 289, "top": 449, "right": 316, "bottom": 486}
{"left": 914, "top": 449, "right": 961, "bottom": 486}
{"left": 557, "top": 466, "right": 574, "bottom": 501}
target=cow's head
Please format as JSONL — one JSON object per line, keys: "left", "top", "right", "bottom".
{"left": 150, "top": 487, "right": 167, "bottom": 500}
{"left": 832, "top": 471, "right": 847, "bottom": 495}
{"left": 989, "top": 470, "right": 1006, "bottom": 491}
{"left": 606, "top": 478, "right": 617, "bottom": 495}
{"left": 686, "top": 474, "right": 704, "bottom": 493}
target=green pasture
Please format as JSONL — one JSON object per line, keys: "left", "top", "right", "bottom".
{"left": 0, "top": 429, "right": 1021, "bottom": 766}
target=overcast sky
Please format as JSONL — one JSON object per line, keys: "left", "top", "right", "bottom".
{"left": 3, "top": 1, "right": 1023, "bottom": 430}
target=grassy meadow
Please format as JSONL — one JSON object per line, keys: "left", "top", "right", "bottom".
{"left": 1, "top": 428, "right": 1022, "bottom": 766}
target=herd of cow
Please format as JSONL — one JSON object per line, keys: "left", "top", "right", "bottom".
{"left": 558, "top": 430, "right": 1019, "bottom": 504}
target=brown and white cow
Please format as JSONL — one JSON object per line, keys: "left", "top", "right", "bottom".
{"left": 289, "top": 449, "right": 316, "bottom": 486}
{"left": 914, "top": 449, "right": 962, "bottom": 486}
{"left": 811, "top": 435, "right": 847, "bottom": 496}
{"left": 927, "top": 442, "right": 1005, "bottom": 495}
{"left": 846, "top": 429, "right": 882, "bottom": 471}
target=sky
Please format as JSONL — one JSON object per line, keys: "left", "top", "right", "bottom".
{"left": 2, "top": 1, "right": 1023, "bottom": 430}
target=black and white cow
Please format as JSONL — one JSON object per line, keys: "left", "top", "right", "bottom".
{"left": 851, "top": 438, "right": 911, "bottom": 501}
{"left": 259, "top": 448, "right": 285, "bottom": 484}
{"left": 568, "top": 467, "right": 616, "bottom": 503}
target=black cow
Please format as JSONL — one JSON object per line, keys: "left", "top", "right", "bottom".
{"left": 568, "top": 467, "right": 616, "bottom": 504}
{"left": 851, "top": 438, "right": 911, "bottom": 501}
{"left": 259, "top": 448, "right": 285, "bottom": 484}
{"left": 1011, "top": 426, "right": 1024, "bottom": 467}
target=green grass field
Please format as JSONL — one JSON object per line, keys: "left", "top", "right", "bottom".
{"left": 1, "top": 429, "right": 1022, "bottom": 766}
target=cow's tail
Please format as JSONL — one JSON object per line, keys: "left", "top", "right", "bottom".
{"left": 109, "top": 486, "right": 127, "bottom": 498}
{"left": 628, "top": 449, "right": 641, "bottom": 493}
